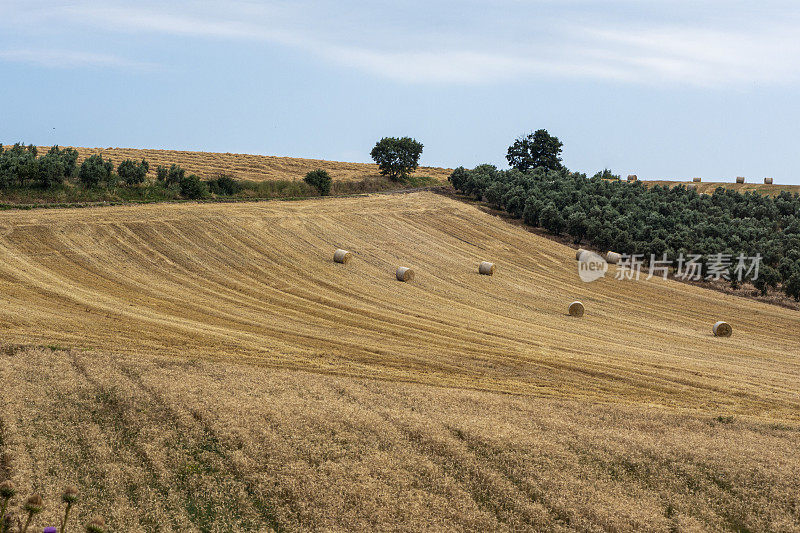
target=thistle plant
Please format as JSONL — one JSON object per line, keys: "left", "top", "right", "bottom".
{"left": 84, "top": 516, "right": 106, "bottom": 533}
{"left": 60, "top": 486, "right": 78, "bottom": 533}
{"left": 0, "top": 481, "right": 16, "bottom": 533}
{"left": 20, "top": 494, "right": 42, "bottom": 533}
{"left": 1, "top": 513, "right": 18, "bottom": 533}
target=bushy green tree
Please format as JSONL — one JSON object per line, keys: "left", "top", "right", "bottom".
{"left": 157, "top": 164, "right": 185, "bottom": 187}
{"left": 46, "top": 146, "right": 78, "bottom": 179}
{"left": 207, "top": 174, "right": 242, "bottom": 195}
{"left": 117, "top": 159, "right": 149, "bottom": 186}
{"left": 753, "top": 265, "right": 781, "bottom": 296}
{"left": 0, "top": 144, "right": 38, "bottom": 187}
{"left": 540, "top": 202, "right": 565, "bottom": 234}
{"left": 156, "top": 165, "right": 169, "bottom": 183}
{"left": 566, "top": 209, "right": 588, "bottom": 243}
{"left": 304, "top": 169, "right": 332, "bottom": 196}
{"left": 448, "top": 166, "right": 469, "bottom": 191}
{"left": 506, "top": 130, "right": 563, "bottom": 172}
{"left": 784, "top": 262, "right": 800, "bottom": 300}
{"left": 179, "top": 174, "right": 207, "bottom": 199}
{"left": 592, "top": 169, "right": 620, "bottom": 180}
{"left": 370, "top": 137, "right": 424, "bottom": 181}
{"left": 78, "top": 154, "right": 114, "bottom": 188}
{"left": 36, "top": 152, "right": 66, "bottom": 188}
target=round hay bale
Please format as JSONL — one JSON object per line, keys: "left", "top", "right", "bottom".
{"left": 478, "top": 261, "right": 495, "bottom": 275}
{"left": 333, "top": 249, "right": 351, "bottom": 264}
{"left": 606, "top": 251, "right": 621, "bottom": 265}
{"left": 764, "top": 177, "right": 773, "bottom": 184}
{"left": 576, "top": 248, "right": 588, "bottom": 260}
{"left": 692, "top": 177, "right": 701, "bottom": 183}
{"left": 627, "top": 174, "right": 638, "bottom": 182}
{"left": 568, "top": 301, "right": 585, "bottom": 317}
{"left": 736, "top": 176, "right": 745, "bottom": 184}
{"left": 396, "top": 267, "right": 414, "bottom": 282}
{"left": 713, "top": 321, "right": 732, "bottom": 337}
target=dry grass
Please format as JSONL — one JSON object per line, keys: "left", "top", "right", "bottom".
{"left": 0, "top": 191, "right": 799, "bottom": 530}
{"left": 41, "top": 146, "right": 452, "bottom": 183}
{"left": 0, "top": 192, "right": 797, "bottom": 415}
{"left": 1, "top": 346, "right": 798, "bottom": 532}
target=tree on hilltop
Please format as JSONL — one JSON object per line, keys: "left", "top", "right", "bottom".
{"left": 370, "top": 137, "right": 424, "bottom": 181}
{"left": 506, "top": 129, "right": 563, "bottom": 172}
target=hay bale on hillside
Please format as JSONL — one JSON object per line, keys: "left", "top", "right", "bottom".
{"left": 479, "top": 261, "right": 495, "bottom": 275}
{"left": 576, "top": 248, "right": 588, "bottom": 261}
{"left": 568, "top": 301, "right": 585, "bottom": 317}
{"left": 736, "top": 176, "right": 745, "bottom": 184}
{"left": 396, "top": 267, "right": 415, "bottom": 282}
{"left": 687, "top": 183, "right": 697, "bottom": 190}
{"left": 627, "top": 174, "right": 638, "bottom": 182}
{"left": 713, "top": 321, "right": 732, "bottom": 337}
{"left": 693, "top": 177, "right": 701, "bottom": 183}
{"left": 764, "top": 177, "right": 774, "bottom": 184}
{"left": 606, "top": 252, "right": 621, "bottom": 264}
{"left": 333, "top": 249, "right": 352, "bottom": 264}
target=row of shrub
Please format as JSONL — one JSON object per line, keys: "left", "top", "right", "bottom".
{"left": 0, "top": 144, "right": 79, "bottom": 189}
{"left": 0, "top": 144, "right": 441, "bottom": 206}
{"left": 0, "top": 144, "right": 331, "bottom": 201}
{"left": 449, "top": 164, "right": 800, "bottom": 299}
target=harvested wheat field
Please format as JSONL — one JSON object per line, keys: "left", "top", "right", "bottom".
{"left": 42, "top": 146, "right": 452, "bottom": 182}
{"left": 645, "top": 180, "right": 800, "bottom": 196}
{"left": 1, "top": 192, "right": 799, "bottom": 531}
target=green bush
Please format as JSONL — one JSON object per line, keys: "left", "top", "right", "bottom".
{"left": 207, "top": 174, "right": 242, "bottom": 196}
{"left": 592, "top": 169, "right": 620, "bottom": 180}
{"left": 0, "top": 144, "right": 38, "bottom": 188}
{"left": 157, "top": 164, "right": 185, "bottom": 188}
{"left": 117, "top": 159, "right": 149, "bottom": 186}
{"left": 44, "top": 146, "right": 78, "bottom": 182}
{"left": 0, "top": 145, "right": 77, "bottom": 190}
{"left": 156, "top": 165, "right": 168, "bottom": 183}
{"left": 78, "top": 154, "right": 114, "bottom": 188}
{"left": 35, "top": 152, "right": 66, "bottom": 189}
{"left": 540, "top": 202, "right": 566, "bottom": 234}
{"left": 179, "top": 174, "right": 208, "bottom": 199}
{"left": 370, "top": 137, "right": 424, "bottom": 181}
{"left": 303, "top": 169, "right": 332, "bottom": 196}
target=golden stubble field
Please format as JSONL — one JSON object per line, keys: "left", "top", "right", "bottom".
{"left": 43, "top": 146, "right": 453, "bottom": 182}
{"left": 645, "top": 180, "right": 800, "bottom": 196}
{"left": 0, "top": 191, "right": 799, "bottom": 531}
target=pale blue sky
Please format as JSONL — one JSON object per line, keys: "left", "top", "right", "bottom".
{"left": 1, "top": 1, "right": 799, "bottom": 183}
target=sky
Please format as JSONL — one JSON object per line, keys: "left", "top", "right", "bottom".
{"left": 1, "top": 0, "right": 799, "bottom": 183}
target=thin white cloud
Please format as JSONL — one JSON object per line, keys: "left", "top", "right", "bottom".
{"left": 2, "top": 1, "right": 800, "bottom": 86}
{"left": 0, "top": 49, "right": 155, "bottom": 70}
{"left": 585, "top": 25, "right": 800, "bottom": 86}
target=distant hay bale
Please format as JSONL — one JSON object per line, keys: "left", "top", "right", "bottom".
{"left": 568, "top": 301, "right": 585, "bottom": 317}
{"left": 687, "top": 183, "right": 697, "bottom": 190}
{"left": 576, "top": 248, "right": 588, "bottom": 260}
{"left": 333, "top": 249, "right": 351, "bottom": 264}
{"left": 627, "top": 174, "right": 638, "bottom": 182}
{"left": 764, "top": 177, "right": 774, "bottom": 184}
{"left": 693, "top": 177, "right": 701, "bottom": 183}
{"left": 606, "top": 251, "right": 621, "bottom": 264}
{"left": 736, "top": 176, "right": 745, "bottom": 184}
{"left": 713, "top": 321, "right": 732, "bottom": 337}
{"left": 396, "top": 267, "right": 414, "bottom": 282}
{"left": 478, "top": 261, "right": 495, "bottom": 275}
